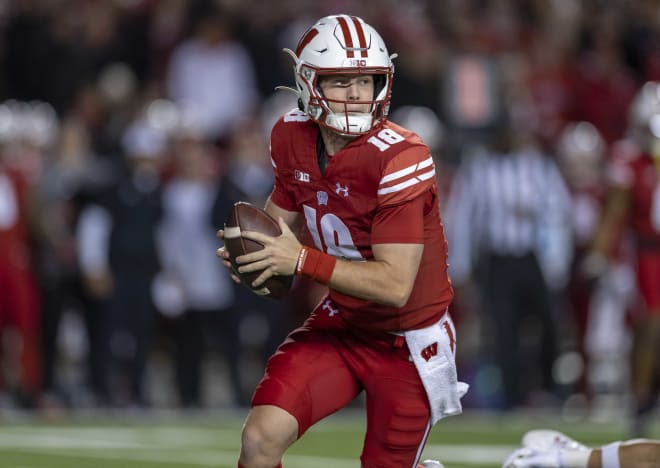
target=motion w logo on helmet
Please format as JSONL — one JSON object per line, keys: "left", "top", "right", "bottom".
{"left": 335, "top": 15, "right": 369, "bottom": 58}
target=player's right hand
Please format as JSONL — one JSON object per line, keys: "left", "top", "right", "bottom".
{"left": 216, "top": 229, "right": 242, "bottom": 284}
{"left": 579, "top": 251, "right": 608, "bottom": 280}
{"left": 84, "top": 271, "right": 114, "bottom": 299}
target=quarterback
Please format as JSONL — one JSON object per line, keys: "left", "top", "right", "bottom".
{"left": 218, "top": 15, "right": 464, "bottom": 468}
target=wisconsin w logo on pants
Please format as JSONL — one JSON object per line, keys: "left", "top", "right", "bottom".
{"left": 420, "top": 342, "right": 438, "bottom": 362}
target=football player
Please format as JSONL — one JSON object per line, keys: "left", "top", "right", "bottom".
{"left": 0, "top": 100, "right": 56, "bottom": 406}
{"left": 555, "top": 122, "right": 634, "bottom": 400}
{"left": 587, "top": 81, "right": 660, "bottom": 437}
{"left": 217, "top": 14, "right": 463, "bottom": 468}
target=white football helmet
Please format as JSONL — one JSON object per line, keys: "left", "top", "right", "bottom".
{"left": 0, "top": 100, "right": 58, "bottom": 148}
{"left": 278, "top": 15, "right": 396, "bottom": 136}
{"left": 555, "top": 121, "right": 605, "bottom": 189}
{"left": 390, "top": 105, "right": 445, "bottom": 150}
{"left": 627, "top": 81, "right": 660, "bottom": 154}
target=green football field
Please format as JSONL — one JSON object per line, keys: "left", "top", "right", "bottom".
{"left": 0, "top": 409, "right": 657, "bottom": 468}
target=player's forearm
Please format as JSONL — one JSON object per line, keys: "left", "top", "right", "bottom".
{"left": 296, "top": 243, "right": 422, "bottom": 307}
{"left": 327, "top": 257, "right": 414, "bottom": 307}
{"left": 591, "top": 187, "right": 629, "bottom": 256}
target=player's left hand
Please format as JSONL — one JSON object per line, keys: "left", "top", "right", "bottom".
{"left": 236, "top": 217, "right": 302, "bottom": 286}
{"left": 216, "top": 230, "right": 242, "bottom": 284}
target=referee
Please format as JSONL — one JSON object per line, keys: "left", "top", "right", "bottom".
{"left": 445, "top": 123, "right": 574, "bottom": 410}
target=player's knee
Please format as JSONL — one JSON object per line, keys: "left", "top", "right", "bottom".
{"left": 241, "top": 424, "right": 271, "bottom": 460}
{"left": 240, "top": 420, "right": 292, "bottom": 464}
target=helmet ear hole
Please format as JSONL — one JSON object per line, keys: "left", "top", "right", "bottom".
{"left": 373, "top": 75, "right": 386, "bottom": 99}
{"left": 297, "top": 98, "right": 305, "bottom": 112}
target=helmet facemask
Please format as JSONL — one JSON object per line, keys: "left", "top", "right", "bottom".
{"left": 305, "top": 67, "right": 392, "bottom": 136}
{"left": 628, "top": 81, "right": 660, "bottom": 158}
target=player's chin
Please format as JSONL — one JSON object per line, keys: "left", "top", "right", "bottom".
{"left": 346, "top": 108, "right": 368, "bottom": 114}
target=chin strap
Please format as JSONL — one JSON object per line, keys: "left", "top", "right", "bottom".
{"left": 282, "top": 47, "right": 298, "bottom": 61}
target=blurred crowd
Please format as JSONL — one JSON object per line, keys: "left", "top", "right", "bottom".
{"left": 0, "top": 0, "right": 659, "bottom": 431}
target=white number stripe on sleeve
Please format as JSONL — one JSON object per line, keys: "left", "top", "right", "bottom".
{"left": 379, "top": 155, "right": 434, "bottom": 184}
{"left": 417, "top": 169, "right": 436, "bottom": 181}
{"left": 377, "top": 167, "right": 436, "bottom": 195}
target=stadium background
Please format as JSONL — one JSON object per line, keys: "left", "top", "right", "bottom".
{"left": 0, "top": 0, "right": 659, "bottom": 466}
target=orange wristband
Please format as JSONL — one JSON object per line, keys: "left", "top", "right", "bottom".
{"left": 296, "top": 246, "right": 336, "bottom": 285}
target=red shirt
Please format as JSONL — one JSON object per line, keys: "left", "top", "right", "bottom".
{"left": 0, "top": 168, "right": 31, "bottom": 255}
{"left": 607, "top": 140, "right": 660, "bottom": 248}
{"left": 269, "top": 109, "right": 453, "bottom": 332}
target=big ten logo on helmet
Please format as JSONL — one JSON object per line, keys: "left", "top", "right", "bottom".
{"left": 348, "top": 59, "right": 367, "bottom": 67}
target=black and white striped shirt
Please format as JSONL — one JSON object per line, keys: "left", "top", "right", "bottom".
{"left": 445, "top": 147, "right": 573, "bottom": 288}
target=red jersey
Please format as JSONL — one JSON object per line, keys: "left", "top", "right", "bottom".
{"left": 607, "top": 140, "right": 660, "bottom": 249}
{"left": 269, "top": 109, "right": 453, "bottom": 332}
{"left": 0, "top": 168, "right": 31, "bottom": 259}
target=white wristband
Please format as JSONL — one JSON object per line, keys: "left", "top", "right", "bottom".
{"left": 601, "top": 441, "right": 621, "bottom": 468}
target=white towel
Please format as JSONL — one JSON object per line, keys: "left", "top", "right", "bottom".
{"left": 404, "top": 314, "right": 469, "bottom": 425}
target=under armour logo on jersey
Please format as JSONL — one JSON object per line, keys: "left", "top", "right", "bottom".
{"left": 322, "top": 299, "right": 339, "bottom": 316}
{"left": 295, "top": 170, "right": 310, "bottom": 182}
{"left": 335, "top": 183, "right": 349, "bottom": 197}
{"left": 420, "top": 342, "right": 438, "bottom": 362}
{"left": 317, "top": 191, "right": 328, "bottom": 206}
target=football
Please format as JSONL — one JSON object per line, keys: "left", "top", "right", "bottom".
{"left": 223, "top": 202, "right": 292, "bottom": 299}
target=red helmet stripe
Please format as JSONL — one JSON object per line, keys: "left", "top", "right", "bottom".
{"left": 295, "top": 28, "right": 319, "bottom": 56}
{"left": 350, "top": 16, "right": 368, "bottom": 57}
{"left": 336, "top": 16, "right": 355, "bottom": 58}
